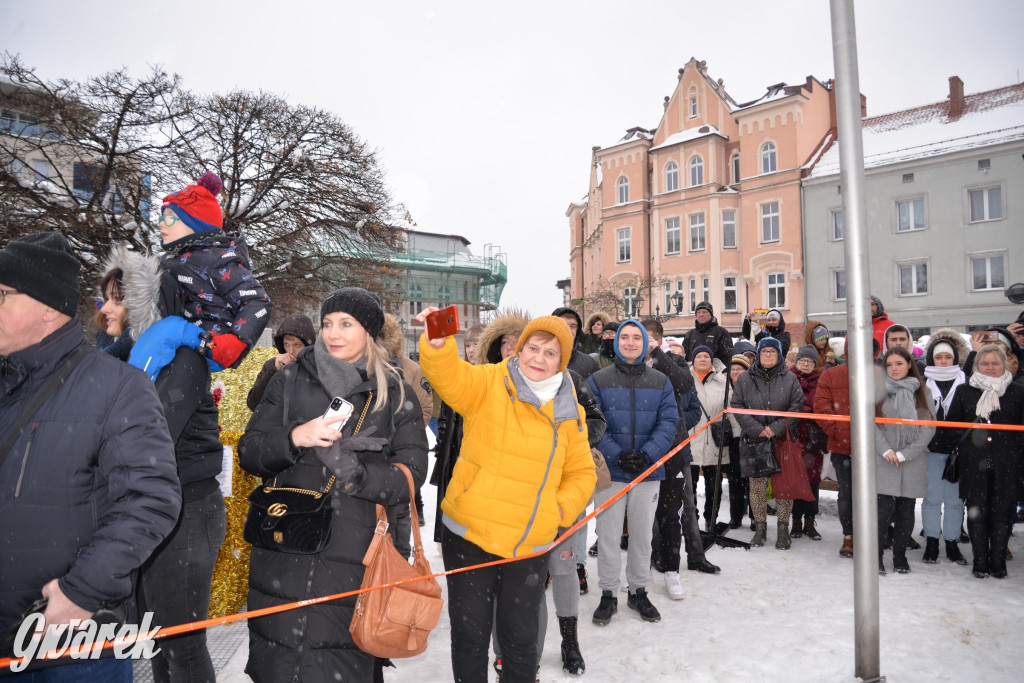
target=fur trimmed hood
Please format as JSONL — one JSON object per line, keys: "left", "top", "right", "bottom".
{"left": 476, "top": 308, "right": 530, "bottom": 365}
{"left": 925, "top": 328, "right": 969, "bottom": 367}
{"left": 584, "top": 311, "right": 611, "bottom": 335}
{"left": 100, "top": 245, "right": 167, "bottom": 341}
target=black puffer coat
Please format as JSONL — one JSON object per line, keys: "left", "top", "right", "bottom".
{"left": 0, "top": 321, "right": 180, "bottom": 629}
{"left": 946, "top": 382, "right": 1024, "bottom": 504}
{"left": 683, "top": 316, "right": 734, "bottom": 367}
{"left": 730, "top": 358, "right": 803, "bottom": 478}
{"left": 238, "top": 345, "right": 428, "bottom": 683}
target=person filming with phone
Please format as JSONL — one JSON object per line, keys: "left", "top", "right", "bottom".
{"left": 416, "top": 305, "right": 596, "bottom": 683}
{"left": 239, "top": 286, "right": 428, "bottom": 682}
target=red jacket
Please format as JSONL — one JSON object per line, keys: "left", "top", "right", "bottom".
{"left": 871, "top": 314, "right": 895, "bottom": 358}
{"left": 813, "top": 363, "right": 851, "bottom": 455}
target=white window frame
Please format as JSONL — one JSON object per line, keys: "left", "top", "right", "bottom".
{"left": 665, "top": 162, "right": 679, "bottom": 192}
{"left": 689, "top": 213, "right": 706, "bottom": 252}
{"left": 966, "top": 184, "right": 1004, "bottom": 223}
{"left": 689, "top": 155, "right": 704, "bottom": 187}
{"left": 830, "top": 208, "right": 844, "bottom": 241}
{"left": 895, "top": 196, "right": 926, "bottom": 233}
{"left": 832, "top": 269, "right": 846, "bottom": 301}
{"left": 689, "top": 278, "right": 697, "bottom": 313}
{"left": 617, "top": 176, "right": 629, "bottom": 204}
{"left": 701, "top": 276, "right": 710, "bottom": 306}
{"left": 731, "top": 154, "right": 741, "bottom": 185}
{"left": 761, "top": 142, "right": 777, "bottom": 174}
{"left": 896, "top": 259, "right": 929, "bottom": 297}
{"left": 664, "top": 282, "right": 673, "bottom": 312}
{"left": 665, "top": 217, "right": 681, "bottom": 255}
{"left": 723, "top": 276, "right": 738, "bottom": 312}
{"left": 689, "top": 95, "right": 698, "bottom": 118}
{"left": 617, "top": 227, "right": 631, "bottom": 263}
{"left": 722, "top": 210, "right": 737, "bottom": 249}
{"left": 760, "top": 201, "right": 780, "bottom": 243}
{"left": 968, "top": 251, "right": 1007, "bottom": 292}
{"left": 766, "top": 271, "right": 786, "bottom": 309}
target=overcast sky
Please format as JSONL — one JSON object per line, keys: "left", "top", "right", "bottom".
{"left": 3, "top": 0, "right": 1022, "bottom": 316}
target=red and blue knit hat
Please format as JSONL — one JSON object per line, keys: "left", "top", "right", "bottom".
{"left": 161, "top": 172, "right": 224, "bottom": 235}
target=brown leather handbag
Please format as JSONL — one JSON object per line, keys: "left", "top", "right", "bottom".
{"left": 349, "top": 462, "right": 444, "bottom": 658}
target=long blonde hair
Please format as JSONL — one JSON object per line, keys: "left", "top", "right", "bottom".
{"left": 364, "top": 336, "right": 405, "bottom": 413}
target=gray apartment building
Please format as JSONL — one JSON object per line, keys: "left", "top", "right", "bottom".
{"left": 802, "top": 77, "right": 1024, "bottom": 338}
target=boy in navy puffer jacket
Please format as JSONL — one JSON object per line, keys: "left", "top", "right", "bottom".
{"left": 130, "top": 172, "right": 272, "bottom": 379}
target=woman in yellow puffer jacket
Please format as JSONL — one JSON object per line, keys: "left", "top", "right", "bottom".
{"left": 418, "top": 309, "right": 596, "bottom": 683}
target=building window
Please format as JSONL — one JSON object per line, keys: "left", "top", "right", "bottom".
{"left": 723, "top": 276, "right": 738, "bottom": 312}
{"left": 722, "top": 210, "right": 737, "bottom": 248}
{"left": 898, "top": 261, "right": 928, "bottom": 296}
{"left": 689, "top": 278, "right": 697, "bottom": 313}
{"left": 833, "top": 270, "right": 846, "bottom": 301}
{"left": 31, "top": 160, "right": 51, "bottom": 183}
{"left": 409, "top": 300, "right": 423, "bottom": 316}
{"left": 665, "top": 217, "right": 680, "bottom": 255}
{"left": 689, "top": 213, "right": 706, "bottom": 251}
{"left": 623, "top": 286, "right": 637, "bottom": 316}
{"left": 902, "top": 173, "right": 915, "bottom": 183}
{"left": 896, "top": 197, "right": 925, "bottom": 232}
{"left": 408, "top": 283, "right": 423, "bottom": 316}
{"left": 689, "top": 156, "right": 704, "bottom": 187}
{"left": 689, "top": 95, "right": 698, "bottom": 118}
{"left": 978, "top": 159, "right": 991, "bottom": 170}
{"left": 767, "top": 272, "right": 786, "bottom": 308}
{"left": 664, "top": 282, "right": 672, "bottom": 311}
{"left": 968, "top": 186, "right": 1003, "bottom": 222}
{"left": 831, "top": 209, "right": 843, "bottom": 241}
{"left": 761, "top": 202, "right": 780, "bottom": 243}
{"left": 761, "top": 142, "right": 777, "bottom": 174}
{"left": 665, "top": 162, "right": 678, "bottom": 192}
{"left": 617, "top": 227, "right": 631, "bottom": 263}
{"left": 438, "top": 284, "right": 452, "bottom": 304}
{"left": 970, "top": 253, "right": 1006, "bottom": 291}
{"left": 701, "top": 276, "right": 710, "bottom": 305}
{"left": 731, "top": 154, "right": 741, "bottom": 185}
{"left": 617, "top": 176, "right": 629, "bottom": 204}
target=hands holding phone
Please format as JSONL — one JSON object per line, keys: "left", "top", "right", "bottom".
{"left": 416, "top": 305, "right": 461, "bottom": 348}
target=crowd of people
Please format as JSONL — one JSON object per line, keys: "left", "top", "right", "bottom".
{"left": 2, "top": 184, "right": 1022, "bottom": 683}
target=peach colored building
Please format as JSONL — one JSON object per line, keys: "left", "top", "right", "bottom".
{"left": 568, "top": 58, "right": 840, "bottom": 343}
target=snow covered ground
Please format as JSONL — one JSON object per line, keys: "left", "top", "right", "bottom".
{"left": 222, "top": 471, "right": 1022, "bottom": 682}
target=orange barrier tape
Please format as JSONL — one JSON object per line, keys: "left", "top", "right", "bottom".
{"left": 726, "top": 407, "right": 1024, "bottom": 432}
{"left": 1, "top": 423, "right": 714, "bottom": 671}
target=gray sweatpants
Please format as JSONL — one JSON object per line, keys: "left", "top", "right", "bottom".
{"left": 594, "top": 481, "right": 660, "bottom": 592}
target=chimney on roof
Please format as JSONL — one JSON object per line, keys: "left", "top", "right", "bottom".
{"left": 949, "top": 75, "right": 965, "bottom": 120}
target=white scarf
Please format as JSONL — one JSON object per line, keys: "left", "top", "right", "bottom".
{"left": 968, "top": 370, "right": 1013, "bottom": 420}
{"left": 923, "top": 365, "right": 964, "bottom": 418}
{"left": 521, "top": 371, "right": 564, "bottom": 405}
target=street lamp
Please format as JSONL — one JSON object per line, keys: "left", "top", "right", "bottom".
{"left": 624, "top": 294, "right": 645, "bottom": 318}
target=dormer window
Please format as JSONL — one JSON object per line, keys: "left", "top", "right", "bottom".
{"left": 689, "top": 95, "right": 698, "bottom": 118}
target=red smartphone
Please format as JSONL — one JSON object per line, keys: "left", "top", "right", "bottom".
{"left": 426, "top": 305, "right": 461, "bottom": 339}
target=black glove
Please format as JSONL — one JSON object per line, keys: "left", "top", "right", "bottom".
{"left": 617, "top": 449, "right": 648, "bottom": 476}
{"left": 314, "top": 425, "right": 389, "bottom": 491}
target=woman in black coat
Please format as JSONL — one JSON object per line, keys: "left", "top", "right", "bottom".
{"left": 98, "top": 245, "right": 225, "bottom": 683}
{"left": 946, "top": 344, "right": 1024, "bottom": 579}
{"left": 239, "top": 287, "right": 428, "bottom": 683}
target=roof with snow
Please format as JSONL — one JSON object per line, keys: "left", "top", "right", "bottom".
{"left": 650, "top": 124, "right": 727, "bottom": 151}
{"left": 599, "top": 126, "right": 654, "bottom": 152}
{"left": 807, "top": 83, "right": 1024, "bottom": 179}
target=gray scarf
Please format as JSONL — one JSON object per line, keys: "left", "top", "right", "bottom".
{"left": 315, "top": 335, "right": 366, "bottom": 399}
{"left": 885, "top": 375, "right": 923, "bottom": 448}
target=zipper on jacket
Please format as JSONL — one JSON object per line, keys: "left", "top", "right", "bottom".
{"left": 14, "top": 423, "right": 38, "bottom": 498}
{"left": 512, "top": 410, "right": 560, "bottom": 557}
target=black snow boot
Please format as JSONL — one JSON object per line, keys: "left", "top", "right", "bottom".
{"left": 558, "top": 616, "right": 585, "bottom": 674}
{"left": 945, "top": 540, "right": 968, "bottom": 566}
{"left": 626, "top": 587, "right": 661, "bottom": 622}
{"left": 592, "top": 590, "right": 617, "bottom": 625}
{"left": 922, "top": 537, "right": 940, "bottom": 564}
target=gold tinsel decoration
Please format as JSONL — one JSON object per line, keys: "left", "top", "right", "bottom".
{"left": 208, "top": 346, "right": 276, "bottom": 618}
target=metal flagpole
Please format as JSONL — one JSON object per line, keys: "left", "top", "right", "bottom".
{"left": 829, "top": 1, "right": 884, "bottom": 680}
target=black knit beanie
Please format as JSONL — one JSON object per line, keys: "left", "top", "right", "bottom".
{"left": 0, "top": 231, "right": 81, "bottom": 316}
{"left": 320, "top": 287, "right": 384, "bottom": 339}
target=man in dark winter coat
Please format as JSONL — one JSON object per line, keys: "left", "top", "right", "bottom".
{"left": 553, "top": 306, "right": 600, "bottom": 379}
{"left": 683, "top": 302, "right": 733, "bottom": 367}
{"left": 588, "top": 320, "right": 678, "bottom": 626}
{"left": 742, "top": 307, "right": 791, "bottom": 358}
{"left": 0, "top": 232, "right": 181, "bottom": 680}
{"left": 247, "top": 313, "right": 317, "bottom": 410}
{"left": 643, "top": 321, "right": 720, "bottom": 594}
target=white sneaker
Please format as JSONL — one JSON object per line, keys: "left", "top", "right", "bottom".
{"left": 665, "top": 571, "right": 684, "bottom": 600}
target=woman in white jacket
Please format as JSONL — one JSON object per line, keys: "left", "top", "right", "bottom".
{"left": 688, "top": 346, "right": 740, "bottom": 531}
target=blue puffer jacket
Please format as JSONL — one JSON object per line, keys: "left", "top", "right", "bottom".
{"left": 587, "top": 320, "right": 679, "bottom": 483}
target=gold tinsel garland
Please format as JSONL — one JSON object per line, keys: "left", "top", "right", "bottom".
{"left": 208, "top": 347, "right": 276, "bottom": 618}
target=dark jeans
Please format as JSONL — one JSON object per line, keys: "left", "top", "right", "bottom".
{"left": 723, "top": 448, "right": 747, "bottom": 523}
{"left": 877, "top": 494, "right": 915, "bottom": 559}
{"left": 139, "top": 488, "right": 226, "bottom": 683}
{"left": 441, "top": 528, "right": 547, "bottom": 683}
{"left": 690, "top": 464, "right": 724, "bottom": 528}
{"left": 793, "top": 482, "right": 821, "bottom": 518}
{"left": 5, "top": 658, "right": 132, "bottom": 682}
{"left": 833, "top": 453, "right": 854, "bottom": 536}
{"left": 653, "top": 464, "right": 707, "bottom": 572}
